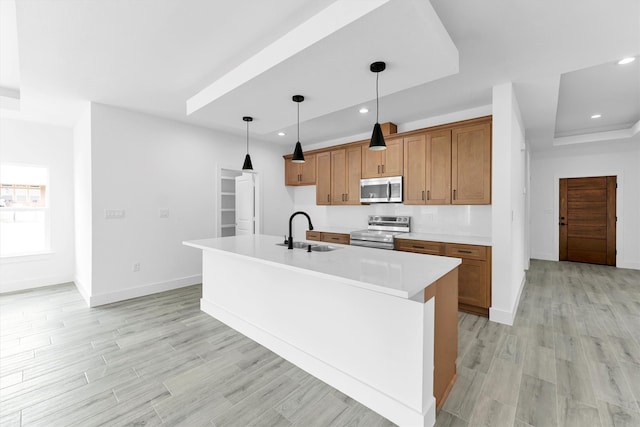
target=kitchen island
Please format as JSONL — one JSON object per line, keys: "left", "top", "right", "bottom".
{"left": 183, "top": 234, "right": 460, "bottom": 427}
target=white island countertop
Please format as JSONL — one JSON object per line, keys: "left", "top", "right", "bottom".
{"left": 184, "top": 234, "right": 460, "bottom": 300}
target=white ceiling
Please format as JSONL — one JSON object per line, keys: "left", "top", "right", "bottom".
{"left": 2, "top": 0, "right": 639, "bottom": 151}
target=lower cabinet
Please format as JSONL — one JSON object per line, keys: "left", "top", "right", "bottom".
{"left": 306, "top": 230, "right": 350, "bottom": 245}
{"left": 395, "top": 238, "right": 491, "bottom": 317}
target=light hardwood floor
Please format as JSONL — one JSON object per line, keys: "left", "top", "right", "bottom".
{"left": 1, "top": 260, "right": 639, "bottom": 426}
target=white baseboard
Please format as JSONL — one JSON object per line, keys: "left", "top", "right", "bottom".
{"left": 490, "top": 273, "right": 526, "bottom": 326}
{"left": 618, "top": 261, "right": 640, "bottom": 270}
{"left": 201, "top": 298, "right": 436, "bottom": 427}
{"left": 0, "top": 275, "right": 74, "bottom": 294}
{"left": 530, "top": 252, "right": 555, "bottom": 261}
{"left": 89, "top": 275, "right": 202, "bottom": 307}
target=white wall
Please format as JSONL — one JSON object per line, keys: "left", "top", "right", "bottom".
{"left": 490, "top": 82, "right": 528, "bottom": 325}
{"left": 530, "top": 139, "right": 640, "bottom": 269}
{"left": 73, "top": 105, "right": 93, "bottom": 300}
{"left": 85, "top": 103, "right": 291, "bottom": 306}
{"left": 0, "top": 118, "right": 75, "bottom": 292}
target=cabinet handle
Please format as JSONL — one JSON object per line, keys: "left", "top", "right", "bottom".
{"left": 457, "top": 249, "right": 472, "bottom": 254}
{"left": 422, "top": 190, "right": 425, "bottom": 201}
{"left": 427, "top": 190, "right": 430, "bottom": 200}
{"left": 327, "top": 194, "right": 330, "bottom": 202}
{"left": 378, "top": 165, "right": 381, "bottom": 174}
{"left": 345, "top": 193, "right": 348, "bottom": 201}
{"left": 453, "top": 189, "right": 456, "bottom": 200}
{"left": 382, "top": 164, "right": 385, "bottom": 173}
{"left": 412, "top": 245, "right": 425, "bottom": 249}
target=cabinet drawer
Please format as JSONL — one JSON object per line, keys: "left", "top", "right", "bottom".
{"left": 395, "top": 239, "right": 445, "bottom": 256}
{"left": 445, "top": 244, "right": 487, "bottom": 261}
{"left": 321, "top": 232, "right": 350, "bottom": 245}
{"left": 306, "top": 231, "right": 322, "bottom": 241}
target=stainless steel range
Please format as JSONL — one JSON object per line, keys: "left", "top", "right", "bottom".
{"left": 350, "top": 215, "right": 411, "bottom": 250}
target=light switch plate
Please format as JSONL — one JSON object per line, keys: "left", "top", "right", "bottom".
{"left": 105, "top": 209, "right": 125, "bottom": 219}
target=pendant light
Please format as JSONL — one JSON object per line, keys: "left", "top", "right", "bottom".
{"left": 291, "top": 95, "right": 305, "bottom": 163}
{"left": 241, "top": 116, "right": 254, "bottom": 171}
{"left": 369, "top": 61, "right": 387, "bottom": 151}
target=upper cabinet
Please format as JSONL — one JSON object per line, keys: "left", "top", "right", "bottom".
{"left": 284, "top": 117, "right": 492, "bottom": 206}
{"left": 403, "top": 130, "right": 452, "bottom": 205}
{"left": 285, "top": 153, "right": 316, "bottom": 186}
{"left": 451, "top": 122, "right": 491, "bottom": 205}
{"left": 316, "top": 151, "right": 331, "bottom": 205}
{"left": 361, "top": 137, "right": 403, "bottom": 178}
{"left": 331, "top": 145, "right": 362, "bottom": 205}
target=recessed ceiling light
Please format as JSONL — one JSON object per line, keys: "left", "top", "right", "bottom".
{"left": 618, "top": 57, "right": 636, "bottom": 65}
{"left": 277, "top": 132, "right": 286, "bottom": 136}
{"left": 359, "top": 108, "right": 369, "bottom": 114}
{"left": 591, "top": 114, "right": 602, "bottom": 119}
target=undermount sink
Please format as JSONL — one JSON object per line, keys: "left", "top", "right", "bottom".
{"left": 276, "top": 242, "right": 340, "bottom": 252}
{"left": 276, "top": 241, "right": 309, "bottom": 249}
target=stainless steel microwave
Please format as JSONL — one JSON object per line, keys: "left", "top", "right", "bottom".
{"left": 360, "top": 176, "right": 403, "bottom": 203}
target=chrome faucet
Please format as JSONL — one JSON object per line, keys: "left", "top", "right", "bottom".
{"left": 288, "top": 211, "right": 314, "bottom": 249}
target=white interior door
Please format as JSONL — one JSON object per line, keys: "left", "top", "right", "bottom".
{"left": 235, "top": 174, "right": 255, "bottom": 235}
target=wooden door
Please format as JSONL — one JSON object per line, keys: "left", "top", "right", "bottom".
{"left": 456, "top": 258, "right": 489, "bottom": 309}
{"left": 284, "top": 157, "right": 299, "bottom": 186}
{"left": 331, "top": 149, "right": 347, "bottom": 204}
{"left": 559, "top": 176, "right": 616, "bottom": 265}
{"left": 451, "top": 122, "right": 491, "bottom": 204}
{"left": 345, "top": 145, "right": 361, "bottom": 204}
{"left": 235, "top": 174, "right": 255, "bottom": 235}
{"left": 403, "top": 134, "right": 427, "bottom": 204}
{"left": 426, "top": 130, "right": 452, "bottom": 205}
{"left": 298, "top": 153, "right": 316, "bottom": 185}
{"left": 361, "top": 146, "right": 383, "bottom": 178}
{"left": 315, "top": 152, "right": 331, "bottom": 205}
{"left": 382, "top": 138, "right": 404, "bottom": 176}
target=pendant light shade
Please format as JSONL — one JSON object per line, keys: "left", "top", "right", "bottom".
{"left": 291, "top": 95, "right": 305, "bottom": 163}
{"left": 242, "top": 116, "right": 254, "bottom": 171}
{"left": 369, "top": 61, "right": 387, "bottom": 151}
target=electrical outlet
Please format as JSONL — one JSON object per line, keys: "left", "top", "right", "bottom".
{"left": 159, "top": 208, "right": 169, "bottom": 218}
{"left": 132, "top": 262, "right": 140, "bottom": 272}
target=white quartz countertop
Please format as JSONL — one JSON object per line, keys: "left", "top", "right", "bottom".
{"left": 184, "top": 234, "right": 460, "bottom": 300}
{"left": 398, "top": 232, "right": 493, "bottom": 246}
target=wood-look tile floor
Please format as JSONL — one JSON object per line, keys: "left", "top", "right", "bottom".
{"left": 1, "top": 259, "right": 638, "bottom": 426}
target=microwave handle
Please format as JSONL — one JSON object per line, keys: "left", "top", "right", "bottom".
{"left": 386, "top": 181, "right": 391, "bottom": 200}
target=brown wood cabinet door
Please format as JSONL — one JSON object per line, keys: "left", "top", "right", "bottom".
{"left": 345, "top": 145, "right": 361, "bottom": 204}
{"left": 361, "top": 146, "right": 383, "bottom": 178}
{"left": 284, "top": 156, "right": 299, "bottom": 186}
{"left": 403, "top": 134, "right": 427, "bottom": 204}
{"left": 559, "top": 176, "right": 616, "bottom": 265}
{"left": 331, "top": 149, "right": 347, "bottom": 205}
{"left": 382, "top": 138, "right": 404, "bottom": 177}
{"left": 457, "top": 258, "right": 489, "bottom": 308}
{"left": 298, "top": 153, "right": 316, "bottom": 185}
{"left": 315, "top": 152, "right": 331, "bottom": 205}
{"left": 426, "top": 130, "right": 452, "bottom": 205}
{"left": 451, "top": 122, "right": 491, "bottom": 204}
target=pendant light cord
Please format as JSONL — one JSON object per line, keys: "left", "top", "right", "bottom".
{"left": 297, "top": 102, "right": 300, "bottom": 141}
{"left": 376, "top": 71, "right": 380, "bottom": 123}
{"left": 246, "top": 120, "right": 249, "bottom": 154}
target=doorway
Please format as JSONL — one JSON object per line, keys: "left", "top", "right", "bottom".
{"left": 219, "top": 168, "right": 259, "bottom": 237}
{"left": 559, "top": 176, "right": 616, "bottom": 265}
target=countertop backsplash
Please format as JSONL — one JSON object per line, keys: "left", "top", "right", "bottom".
{"left": 289, "top": 186, "right": 492, "bottom": 241}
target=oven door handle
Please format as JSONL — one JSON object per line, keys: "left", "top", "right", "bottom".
{"left": 386, "top": 181, "right": 391, "bottom": 201}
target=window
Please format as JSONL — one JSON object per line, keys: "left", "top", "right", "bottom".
{"left": 0, "top": 165, "right": 49, "bottom": 256}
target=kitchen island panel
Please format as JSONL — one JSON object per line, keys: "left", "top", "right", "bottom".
{"left": 201, "top": 249, "right": 436, "bottom": 427}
